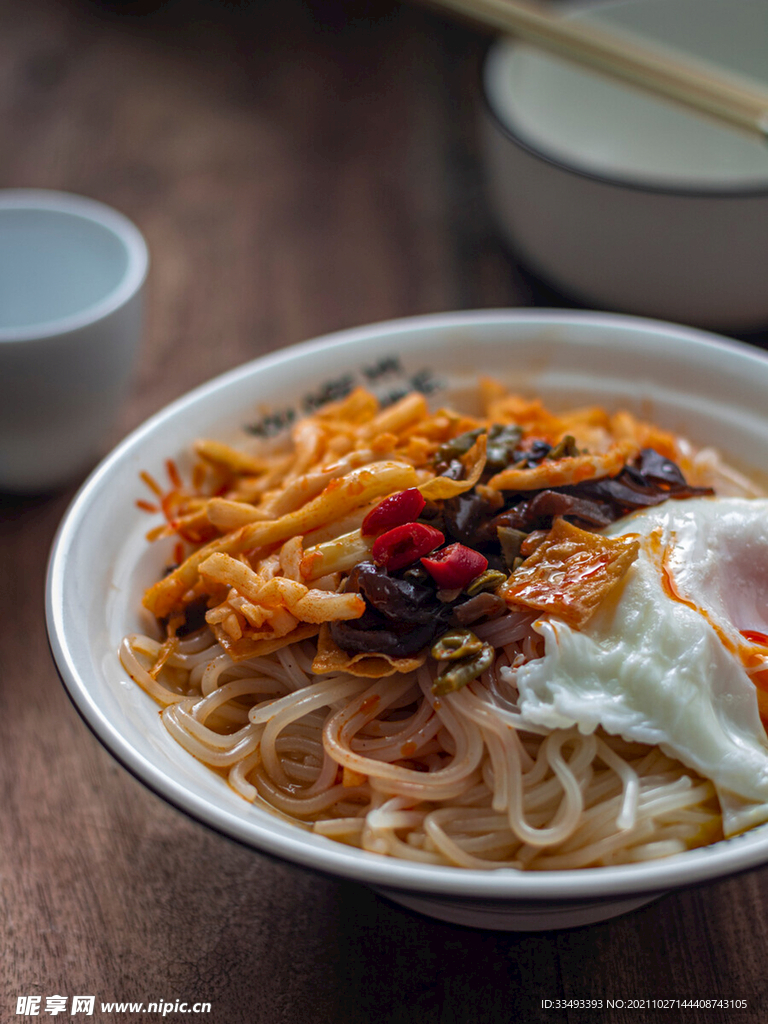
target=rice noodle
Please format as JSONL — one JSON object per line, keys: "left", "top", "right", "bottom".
{"left": 120, "top": 628, "right": 723, "bottom": 869}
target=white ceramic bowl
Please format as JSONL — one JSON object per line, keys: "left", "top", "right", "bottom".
{"left": 0, "top": 190, "right": 148, "bottom": 492}
{"left": 47, "top": 310, "right": 768, "bottom": 931}
{"left": 482, "top": 0, "right": 768, "bottom": 330}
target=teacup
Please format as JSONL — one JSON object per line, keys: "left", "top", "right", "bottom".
{"left": 0, "top": 189, "right": 148, "bottom": 492}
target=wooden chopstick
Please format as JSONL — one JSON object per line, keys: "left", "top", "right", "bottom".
{"left": 425, "top": 0, "right": 768, "bottom": 140}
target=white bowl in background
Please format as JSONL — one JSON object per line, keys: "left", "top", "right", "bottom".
{"left": 46, "top": 310, "right": 768, "bottom": 930}
{"left": 0, "top": 190, "right": 148, "bottom": 492}
{"left": 482, "top": 0, "right": 768, "bottom": 331}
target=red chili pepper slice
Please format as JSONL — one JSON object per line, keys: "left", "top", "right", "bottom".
{"left": 421, "top": 543, "right": 488, "bottom": 590}
{"left": 361, "top": 488, "right": 426, "bottom": 536}
{"left": 372, "top": 523, "right": 445, "bottom": 572}
{"left": 742, "top": 630, "right": 768, "bottom": 647}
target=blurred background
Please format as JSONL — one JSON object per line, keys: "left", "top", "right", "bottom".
{"left": 1, "top": 0, "right": 550, "bottom": 437}
{"left": 4, "top": 2, "right": 768, "bottom": 1021}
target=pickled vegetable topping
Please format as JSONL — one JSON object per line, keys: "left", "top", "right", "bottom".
{"left": 429, "top": 627, "right": 495, "bottom": 696}
{"left": 139, "top": 385, "right": 720, "bottom": 694}
{"left": 329, "top": 440, "right": 711, "bottom": 662}
{"left": 324, "top": 410, "right": 712, "bottom": 667}
{"left": 434, "top": 423, "right": 522, "bottom": 473}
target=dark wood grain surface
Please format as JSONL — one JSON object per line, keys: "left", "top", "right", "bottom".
{"left": 2, "top": 1, "right": 768, "bottom": 1021}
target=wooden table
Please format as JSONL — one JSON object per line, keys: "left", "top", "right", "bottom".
{"left": 2, "top": 1, "right": 768, "bottom": 1021}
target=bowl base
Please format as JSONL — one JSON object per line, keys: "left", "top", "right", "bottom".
{"left": 373, "top": 886, "right": 666, "bottom": 931}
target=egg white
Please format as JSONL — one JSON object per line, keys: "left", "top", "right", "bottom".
{"left": 510, "top": 497, "right": 768, "bottom": 837}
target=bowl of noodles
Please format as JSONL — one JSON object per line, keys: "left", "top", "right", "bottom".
{"left": 47, "top": 310, "right": 768, "bottom": 930}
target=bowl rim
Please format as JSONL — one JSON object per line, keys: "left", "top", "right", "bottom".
{"left": 482, "top": 30, "right": 768, "bottom": 200}
{"left": 46, "top": 307, "right": 768, "bottom": 901}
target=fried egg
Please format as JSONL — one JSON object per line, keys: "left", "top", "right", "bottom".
{"left": 510, "top": 497, "right": 768, "bottom": 837}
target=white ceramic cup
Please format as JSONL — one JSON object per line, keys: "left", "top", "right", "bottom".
{"left": 0, "top": 189, "right": 148, "bottom": 492}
